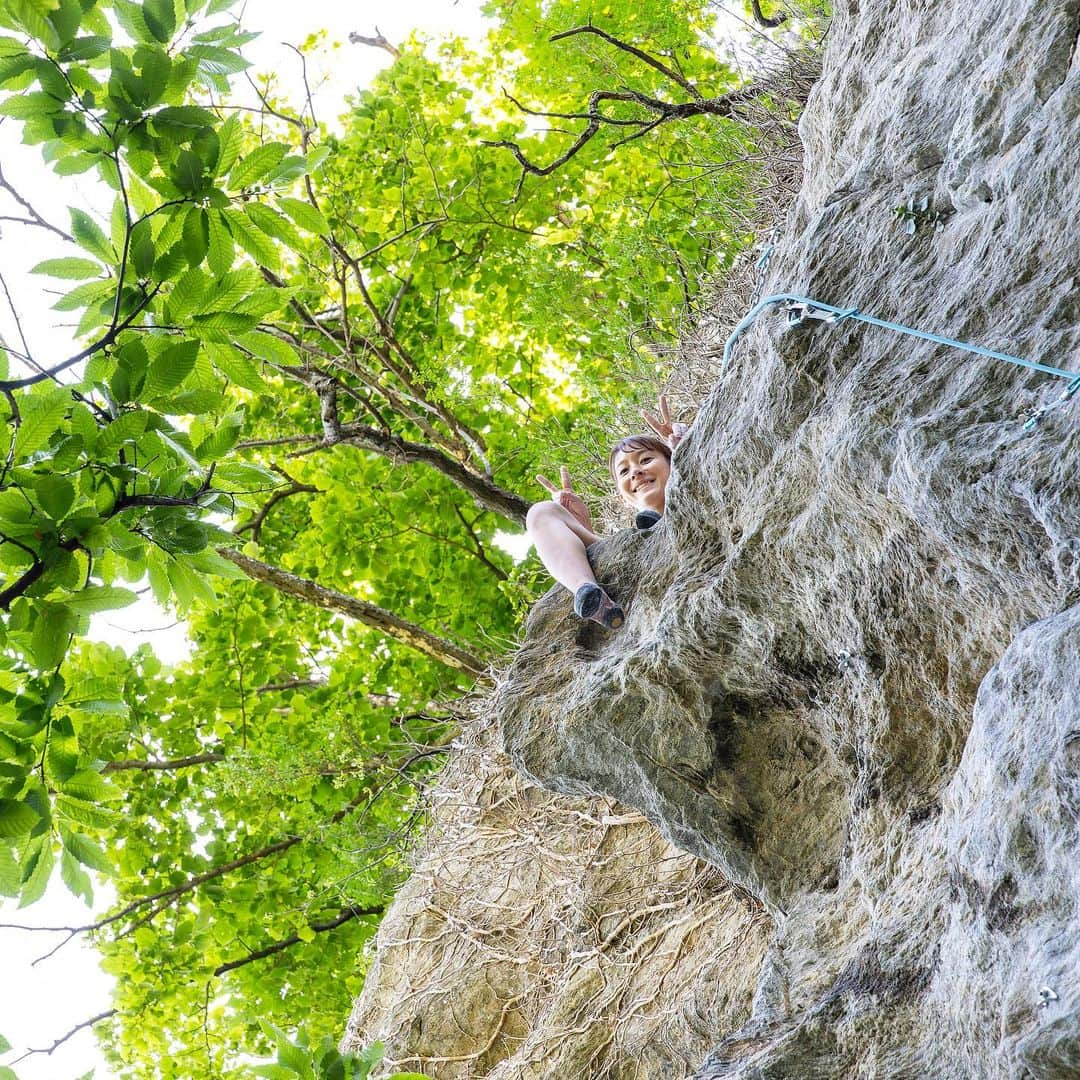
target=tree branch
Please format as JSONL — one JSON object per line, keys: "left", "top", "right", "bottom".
{"left": 0, "top": 164, "right": 75, "bottom": 243}
{"left": 213, "top": 904, "right": 383, "bottom": 976}
{"left": 548, "top": 24, "right": 701, "bottom": 97}
{"left": 9, "top": 1009, "right": 116, "bottom": 1065}
{"left": 348, "top": 27, "right": 400, "bottom": 59}
{"left": 103, "top": 753, "right": 225, "bottom": 772}
{"left": 216, "top": 547, "right": 489, "bottom": 677}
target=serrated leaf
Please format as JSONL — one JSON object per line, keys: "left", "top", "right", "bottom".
{"left": 277, "top": 196, "right": 327, "bottom": 235}
{"left": 70, "top": 207, "right": 115, "bottom": 262}
{"left": 228, "top": 141, "right": 287, "bottom": 190}
{"left": 6, "top": 0, "right": 60, "bottom": 49}
{"left": 61, "top": 847, "right": 93, "bottom": 904}
{"left": 33, "top": 474, "right": 75, "bottom": 519}
{"left": 13, "top": 387, "right": 69, "bottom": 458}
{"left": 245, "top": 201, "right": 301, "bottom": 248}
{"left": 55, "top": 794, "right": 118, "bottom": 830}
{"left": 204, "top": 341, "right": 263, "bottom": 392}
{"left": 194, "top": 411, "right": 241, "bottom": 461}
{"left": 214, "top": 112, "right": 242, "bottom": 176}
{"left": 223, "top": 208, "right": 278, "bottom": 268}
{"left": 62, "top": 586, "right": 137, "bottom": 614}
{"left": 96, "top": 410, "right": 149, "bottom": 456}
{"left": 0, "top": 844, "right": 19, "bottom": 896}
{"left": 60, "top": 828, "right": 113, "bottom": 874}
{"left": 173, "top": 148, "right": 206, "bottom": 194}
{"left": 57, "top": 768, "right": 121, "bottom": 802}
{"left": 19, "top": 836, "right": 53, "bottom": 906}
{"left": 144, "top": 339, "right": 199, "bottom": 397}
{"left": 31, "top": 603, "right": 77, "bottom": 669}
{"left": 206, "top": 210, "right": 235, "bottom": 277}
{"left": 167, "top": 266, "right": 207, "bottom": 318}
{"left": 31, "top": 257, "right": 103, "bottom": 279}
{"left": 142, "top": 0, "right": 175, "bottom": 42}
{"left": 0, "top": 798, "right": 39, "bottom": 838}
{"left": 239, "top": 331, "right": 299, "bottom": 368}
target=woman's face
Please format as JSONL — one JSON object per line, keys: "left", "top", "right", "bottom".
{"left": 612, "top": 446, "right": 670, "bottom": 511}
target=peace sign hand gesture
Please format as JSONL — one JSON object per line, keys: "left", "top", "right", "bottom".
{"left": 642, "top": 394, "right": 689, "bottom": 450}
{"left": 536, "top": 466, "right": 593, "bottom": 530}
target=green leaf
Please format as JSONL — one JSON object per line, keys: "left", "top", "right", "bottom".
{"left": 0, "top": 798, "right": 39, "bottom": 838}
{"left": 6, "top": 0, "right": 61, "bottom": 49}
{"left": 58, "top": 34, "right": 112, "bottom": 61}
{"left": 96, "top": 410, "right": 149, "bottom": 457}
{"left": 223, "top": 207, "right": 278, "bottom": 268}
{"left": 214, "top": 112, "right": 242, "bottom": 176}
{"left": 194, "top": 411, "right": 241, "bottom": 461}
{"left": 62, "top": 586, "right": 138, "bottom": 614}
{"left": 18, "top": 838, "right": 53, "bottom": 908}
{"left": 238, "top": 331, "right": 298, "bottom": 368}
{"left": 245, "top": 201, "right": 301, "bottom": 248}
{"left": 182, "top": 205, "right": 209, "bottom": 266}
{"left": 0, "top": 1031, "right": 10, "bottom": 1054}
{"left": 0, "top": 845, "right": 19, "bottom": 897}
{"left": 33, "top": 474, "right": 75, "bottom": 519}
{"left": 228, "top": 141, "right": 287, "bottom": 190}
{"left": 153, "top": 104, "right": 218, "bottom": 128}
{"left": 61, "top": 847, "right": 94, "bottom": 904}
{"left": 54, "top": 794, "right": 118, "bottom": 830}
{"left": 31, "top": 257, "right": 103, "bottom": 279}
{"left": 204, "top": 341, "right": 263, "bottom": 392}
{"left": 142, "top": 0, "right": 175, "bottom": 43}
{"left": 173, "top": 148, "right": 206, "bottom": 194}
{"left": 112, "top": 0, "right": 152, "bottom": 43}
{"left": 206, "top": 209, "right": 234, "bottom": 277}
{"left": 57, "top": 768, "right": 121, "bottom": 802}
{"left": 130, "top": 218, "right": 155, "bottom": 278}
{"left": 144, "top": 339, "right": 199, "bottom": 397}
{"left": 277, "top": 196, "right": 327, "bottom": 235}
{"left": 61, "top": 828, "right": 113, "bottom": 874}
{"left": 13, "top": 386, "right": 69, "bottom": 459}
{"left": 70, "top": 207, "right": 115, "bottom": 262}
{"left": 30, "top": 603, "right": 76, "bottom": 669}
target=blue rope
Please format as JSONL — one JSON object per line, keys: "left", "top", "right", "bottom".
{"left": 721, "top": 293, "right": 1080, "bottom": 430}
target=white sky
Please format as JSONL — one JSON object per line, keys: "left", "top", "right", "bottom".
{"left": 0, "top": 4, "right": 492, "bottom": 1077}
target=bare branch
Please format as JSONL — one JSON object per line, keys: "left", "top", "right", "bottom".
{"left": 216, "top": 547, "right": 489, "bottom": 677}
{"left": 0, "top": 164, "right": 75, "bottom": 243}
{"left": 349, "top": 27, "right": 400, "bottom": 59}
{"left": 549, "top": 24, "right": 701, "bottom": 97}
{"left": 9, "top": 1009, "right": 116, "bottom": 1066}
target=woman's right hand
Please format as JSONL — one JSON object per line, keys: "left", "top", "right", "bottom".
{"left": 537, "top": 466, "right": 593, "bottom": 530}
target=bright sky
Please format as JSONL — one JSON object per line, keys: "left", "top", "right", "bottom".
{"left": 0, "top": 4, "right": 491, "bottom": 1077}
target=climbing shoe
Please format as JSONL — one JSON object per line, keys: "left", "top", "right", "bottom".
{"left": 635, "top": 509, "right": 663, "bottom": 532}
{"left": 574, "top": 583, "right": 624, "bottom": 629}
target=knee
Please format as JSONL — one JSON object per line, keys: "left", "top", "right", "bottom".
{"left": 525, "top": 500, "right": 561, "bottom": 534}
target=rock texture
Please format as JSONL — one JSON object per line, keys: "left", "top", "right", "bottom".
{"left": 345, "top": 0, "right": 1080, "bottom": 1074}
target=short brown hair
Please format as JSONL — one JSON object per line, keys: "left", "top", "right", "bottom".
{"left": 607, "top": 434, "right": 671, "bottom": 483}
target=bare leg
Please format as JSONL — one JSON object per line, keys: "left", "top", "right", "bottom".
{"left": 525, "top": 502, "right": 601, "bottom": 593}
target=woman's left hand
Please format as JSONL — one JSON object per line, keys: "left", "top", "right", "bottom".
{"left": 643, "top": 394, "right": 689, "bottom": 449}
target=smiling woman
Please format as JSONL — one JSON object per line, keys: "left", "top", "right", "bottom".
{"left": 525, "top": 396, "right": 689, "bottom": 629}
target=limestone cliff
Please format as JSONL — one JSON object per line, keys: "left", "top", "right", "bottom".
{"left": 344, "top": 0, "right": 1080, "bottom": 1075}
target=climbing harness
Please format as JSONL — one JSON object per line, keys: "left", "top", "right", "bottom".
{"left": 722, "top": 284, "right": 1080, "bottom": 431}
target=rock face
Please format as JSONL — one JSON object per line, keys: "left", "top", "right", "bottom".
{"left": 345, "top": 0, "right": 1080, "bottom": 1074}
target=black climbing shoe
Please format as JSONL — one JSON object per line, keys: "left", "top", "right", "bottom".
{"left": 635, "top": 509, "right": 663, "bottom": 532}
{"left": 574, "top": 583, "right": 624, "bottom": 629}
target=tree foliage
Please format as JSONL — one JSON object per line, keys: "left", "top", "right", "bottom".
{"left": 0, "top": 0, "right": 794, "bottom": 1073}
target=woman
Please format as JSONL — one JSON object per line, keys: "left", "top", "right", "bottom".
{"left": 526, "top": 395, "right": 689, "bottom": 629}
